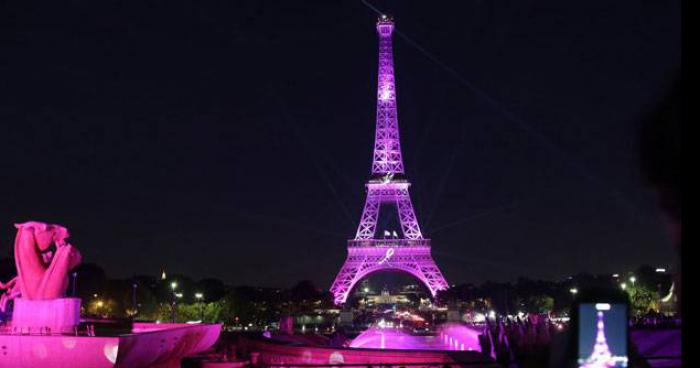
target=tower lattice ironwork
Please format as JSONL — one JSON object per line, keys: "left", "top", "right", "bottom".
{"left": 330, "top": 16, "right": 449, "bottom": 305}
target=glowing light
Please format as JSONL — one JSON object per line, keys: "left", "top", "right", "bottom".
{"left": 661, "top": 282, "right": 675, "bottom": 303}
{"left": 104, "top": 342, "right": 119, "bottom": 364}
{"left": 569, "top": 288, "right": 578, "bottom": 294}
{"left": 656, "top": 268, "right": 666, "bottom": 273}
{"left": 195, "top": 292, "right": 204, "bottom": 300}
{"left": 175, "top": 293, "right": 183, "bottom": 298}
{"left": 96, "top": 300, "right": 104, "bottom": 308}
{"left": 329, "top": 351, "right": 345, "bottom": 364}
{"left": 612, "top": 274, "right": 619, "bottom": 278}
{"left": 379, "top": 88, "right": 392, "bottom": 101}
{"left": 488, "top": 310, "right": 496, "bottom": 319}
{"left": 595, "top": 303, "right": 611, "bottom": 311}
{"left": 620, "top": 283, "right": 627, "bottom": 290}
{"left": 170, "top": 281, "right": 177, "bottom": 290}
{"left": 629, "top": 276, "right": 636, "bottom": 284}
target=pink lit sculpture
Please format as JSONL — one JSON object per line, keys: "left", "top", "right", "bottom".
{"left": 330, "top": 16, "right": 448, "bottom": 305}
{"left": 0, "top": 222, "right": 221, "bottom": 368}
{"left": 4, "top": 222, "right": 81, "bottom": 302}
{"left": 1, "top": 221, "right": 83, "bottom": 334}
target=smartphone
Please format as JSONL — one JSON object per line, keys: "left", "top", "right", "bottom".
{"left": 577, "top": 302, "right": 629, "bottom": 367}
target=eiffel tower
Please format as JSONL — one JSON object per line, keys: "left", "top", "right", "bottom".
{"left": 330, "top": 15, "right": 449, "bottom": 305}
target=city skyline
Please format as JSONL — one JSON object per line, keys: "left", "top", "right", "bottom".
{"left": 0, "top": 1, "right": 680, "bottom": 288}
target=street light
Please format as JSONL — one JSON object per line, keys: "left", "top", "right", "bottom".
{"left": 621, "top": 283, "right": 627, "bottom": 290}
{"left": 569, "top": 288, "right": 578, "bottom": 295}
{"left": 195, "top": 292, "right": 204, "bottom": 322}
{"left": 170, "top": 281, "right": 178, "bottom": 323}
{"left": 96, "top": 300, "right": 104, "bottom": 317}
{"left": 629, "top": 276, "right": 636, "bottom": 284}
{"left": 131, "top": 283, "right": 138, "bottom": 320}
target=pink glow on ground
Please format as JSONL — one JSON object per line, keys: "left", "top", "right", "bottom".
{"left": 239, "top": 335, "right": 481, "bottom": 366}
{"left": 0, "top": 323, "right": 221, "bottom": 368}
{"left": 349, "top": 325, "right": 481, "bottom": 352}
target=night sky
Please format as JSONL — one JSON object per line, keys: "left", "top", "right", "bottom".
{"left": 0, "top": 1, "right": 680, "bottom": 288}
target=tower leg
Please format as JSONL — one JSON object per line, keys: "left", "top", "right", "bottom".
{"left": 396, "top": 189, "right": 423, "bottom": 240}
{"left": 355, "top": 193, "right": 380, "bottom": 240}
{"left": 330, "top": 259, "right": 362, "bottom": 305}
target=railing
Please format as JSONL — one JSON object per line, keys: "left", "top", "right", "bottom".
{"left": 348, "top": 239, "right": 431, "bottom": 248}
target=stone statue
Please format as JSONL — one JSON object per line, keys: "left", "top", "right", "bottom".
{"left": 0, "top": 221, "right": 82, "bottom": 312}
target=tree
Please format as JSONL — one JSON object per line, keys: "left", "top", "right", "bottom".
{"left": 627, "top": 283, "right": 660, "bottom": 317}
{"left": 526, "top": 295, "right": 554, "bottom": 314}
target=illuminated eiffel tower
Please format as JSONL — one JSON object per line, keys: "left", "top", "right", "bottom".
{"left": 587, "top": 310, "right": 614, "bottom": 365}
{"left": 329, "top": 16, "right": 449, "bottom": 305}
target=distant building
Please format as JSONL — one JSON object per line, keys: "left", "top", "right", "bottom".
{"left": 366, "top": 288, "right": 410, "bottom": 305}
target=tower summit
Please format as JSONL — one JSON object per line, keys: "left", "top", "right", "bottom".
{"left": 330, "top": 16, "right": 448, "bottom": 305}
{"left": 372, "top": 15, "right": 404, "bottom": 176}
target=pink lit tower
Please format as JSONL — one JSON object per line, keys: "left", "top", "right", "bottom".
{"left": 330, "top": 16, "right": 449, "bottom": 305}
{"left": 582, "top": 310, "right": 615, "bottom": 368}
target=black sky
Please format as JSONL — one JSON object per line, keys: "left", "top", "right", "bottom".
{"left": 0, "top": 1, "right": 680, "bottom": 288}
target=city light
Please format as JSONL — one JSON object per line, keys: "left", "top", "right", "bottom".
{"left": 620, "top": 283, "right": 627, "bottom": 290}
{"left": 569, "top": 288, "right": 578, "bottom": 295}
{"left": 195, "top": 292, "right": 204, "bottom": 300}
{"left": 629, "top": 276, "right": 636, "bottom": 284}
{"left": 175, "top": 292, "right": 183, "bottom": 298}
{"left": 612, "top": 274, "right": 619, "bottom": 278}
{"left": 170, "top": 281, "right": 178, "bottom": 290}
{"left": 656, "top": 268, "right": 666, "bottom": 273}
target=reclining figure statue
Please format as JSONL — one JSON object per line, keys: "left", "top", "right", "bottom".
{"left": 0, "top": 221, "right": 82, "bottom": 312}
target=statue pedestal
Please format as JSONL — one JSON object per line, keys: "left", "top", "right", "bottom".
{"left": 12, "top": 298, "right": 81, "bottom": 334}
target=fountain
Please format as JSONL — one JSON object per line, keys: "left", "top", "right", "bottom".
{"left": 0, "top": 221, "right": 221, "bottom": 368}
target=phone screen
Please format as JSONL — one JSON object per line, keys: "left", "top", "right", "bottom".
{"left": 577, "top": 302, "right": 628, "bottom": 368}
